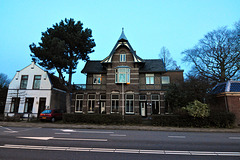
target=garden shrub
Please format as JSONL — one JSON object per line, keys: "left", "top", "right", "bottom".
{"left": 182, "top": 100, "right": 210, "bottom": 118}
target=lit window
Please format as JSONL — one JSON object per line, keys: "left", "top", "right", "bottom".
{"left": 93, "top": 74, "right": 101, "bottom": 84}
{"left": 33, "top": 75, "right": 41, "bottom": 89}
{"left": 115, "top": 67, "right": 130, "bottom": 83}
{"left": 20, "top": 75, "right": 28, "bottom": 89}
{"left": 162, "top": 76, "right": 170, "bottom": 84}
{"left": 120, "top": 54, "right": 126, "bottom": 62}
{"left": 146, "top": 74, "right": 154, "bottom": 84}
{"left": 75, "top": 94, "right": 83, "bottom": 112}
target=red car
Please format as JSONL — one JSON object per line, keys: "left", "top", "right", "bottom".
{"left": 39, "top": 109, "right": 64, "bottom": 122}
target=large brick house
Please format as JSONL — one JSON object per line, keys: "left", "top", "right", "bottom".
{"left": 72, "top": 30, "right": 183, "bottom": 117}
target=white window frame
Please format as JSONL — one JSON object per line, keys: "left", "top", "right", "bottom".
{"left": 33, "top": 75, "right": 41, "bottom": 89}
{"left": 20, "top": 75, "right": 28, "bottom": 89}
{"left": 151, "top": 94, "right": 160, "bottom": 114}
{"left": 93, "top": 74, "right": 101, "bottom": 84}
{"left": 24, "top": 97, "right": 34, "bottom": 113}
{"left": 120, "top": 54, "right": 126, "bottom": 62}
{"left": 88, "top": 94, "right": 95, "bottom": 113}
{"left": 146, "top": 74, "right": 154, "bottom": 84}
{"left": 125, "top": 94, "right": 134, "bottom": 114}
{"left": 75, "top": 94, "right": 83, "bottom": 113}
{"left": 111, "top": 94, "right": 119, "bottom": 113}
{"left": 115, "top": 67, "right": 130, "bottom": 83}
{"left": 161, "top": 76, "right": 170, "bottom": 84}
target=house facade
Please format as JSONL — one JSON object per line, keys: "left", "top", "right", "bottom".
{"left": 211, "top": 80, "right": 240, "bottom": 126}
{"left": 4, "top": 62, "right": 66, "bottom": 118}
{"left": 72, "top": 30, "right": 184, "bottom": 117}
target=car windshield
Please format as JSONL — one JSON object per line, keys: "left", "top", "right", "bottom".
{"left": 41, "top": 110, "right": 52, "bottom": 114}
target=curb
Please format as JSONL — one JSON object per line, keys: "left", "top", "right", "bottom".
{"left": 0, "top": 121, "right": 240, "bottom": 133}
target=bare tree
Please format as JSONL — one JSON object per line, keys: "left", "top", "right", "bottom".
{"left": 0, "top": 73, "right": 10, "bottom": 88}
{"left": 159, "top": 46, "right": 180, "bottom": 70}
{"left": 182, "top": 25, "right": 240, "bottom": 83}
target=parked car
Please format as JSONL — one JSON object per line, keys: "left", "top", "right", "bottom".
{"left": 39, "top": 109, "right": 64, "bottom": 122}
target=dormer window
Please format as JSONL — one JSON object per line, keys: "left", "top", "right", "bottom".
{"left": 120, "top": 52, "right": 126, "bottom": 62}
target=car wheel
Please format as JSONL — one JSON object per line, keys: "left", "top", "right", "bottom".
{"left": 51, "top": 117, "right": 55, "bottom": 122}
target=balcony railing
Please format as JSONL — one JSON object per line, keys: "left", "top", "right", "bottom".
{"left": 74, "top": 84, "right": 106, "bottom": 90}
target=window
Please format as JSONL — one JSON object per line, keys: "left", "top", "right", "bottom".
{"left": 33, "top": 75, "right": 41, "bottom": 89}
{"left": 24, "top": 98, "right": 34, "bottom": 113}
{"left": 151, "top": 94, "right": 160, "bottom": 114}
{"left": 111, "top": 95, "right": 119, "bottom": 113}
{"left": 162, "top": 76, "right": 170, "bottom": 84}
{"left": 88, "top": 94, "right": 95, "bottom": 112}
{"left": 146, "top": 74, "right": 154, "bottom": 84}
{"left": 93, "top": 74, "right": 101, "bottom": 84}
{"left": 139, "top": 95, "right": 146, "bottom": 101}
{"left": 20, "top": 75, "right": 28, "bottom": 89}
{"left": 10, "top": 98, "right": 20, "bottom": 113}
{"left": 126, "top": 94, "right": 134, "bottom": 114}
{"left": 75, "top": 94, "right": 83, "bottom": 112}
{"left": 120, "top": 54, "right": 126, "bottom": 62}
{"left": 115, "top": 67, "right": 130, "bottom": 83}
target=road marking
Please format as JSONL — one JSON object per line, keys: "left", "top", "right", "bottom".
{"left": 168, "top": 136, "right": 186, "bottom": 139}
{"left": 17, "top": 136, "right": 107, "bottom": 142}
{"left": 229, "top": 137, "right": 240, "bottom": 140}
{"left": 55, "top": 133, "right": 71, "bottom": 135}
{"left": 1, "top": 144, "right": 240, "bottom": 157}
{"left": 4, "top": 131, "right": 18, "bottom": 133}
{"left": 61, "top": 129, "right": 114, "bottom": 134}
{"left": 110, "top": 134, "right": 126, "bottom": 137}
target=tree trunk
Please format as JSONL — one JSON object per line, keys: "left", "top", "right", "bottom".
{"left": 66, "top": 66, "right": 73, "bottom": 113}
{"left": 66, "top": 91, "right": 71, "bottom": 113}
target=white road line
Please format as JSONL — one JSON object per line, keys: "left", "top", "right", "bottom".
{"left": 1, "top": 144, "right": 240, "bottom": 157}
{"left": 168, "top": 136, "right": 186, "bottom": 138}
{"left": 61, "top": 129, "right": 114, "bottom": 134}
{"left": 4, "top": 131, "right": 18, "bottom": 133}
{"left": 110, "top": 134, "right": 126, "bottom": 137}
{"left": 53, "top": 137, "right": 108, "bottom": 142}
{"left": 55, "top": 133, "right": 71, "bottom": 135}
{"left": 229, "top": 137, "right": 240, "bottom": 140}
{"left": 17, "top": 136, "right": 108, "bottom": 142}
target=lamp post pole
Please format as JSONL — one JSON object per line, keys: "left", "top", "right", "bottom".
{"left": 122, "top": 83, "right": 124, "bottom": 119}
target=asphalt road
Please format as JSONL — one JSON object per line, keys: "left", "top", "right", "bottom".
{"left": 0, "top": 126, "right": 239, "bottom": 160}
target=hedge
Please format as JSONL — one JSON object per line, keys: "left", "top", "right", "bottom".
{"left": 151, "top": 112, "right": 235, "bottom": 128}
{"left": 63, "top": 114, "right": 142, "bottom": 125}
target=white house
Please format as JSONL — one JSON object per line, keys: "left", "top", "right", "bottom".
{"left": 4, "top": 62, "right": 67, "bottom": 118}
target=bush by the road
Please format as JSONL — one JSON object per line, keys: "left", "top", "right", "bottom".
{"left": 151, "top": 112, "right": 235, "bottom": 128}
{"left": 63, "top": 114, "right": 142, "bottom": 125}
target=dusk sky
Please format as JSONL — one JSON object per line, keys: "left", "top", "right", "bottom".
{"left": 0, "top": 0, "right": 239, "bottom": 84}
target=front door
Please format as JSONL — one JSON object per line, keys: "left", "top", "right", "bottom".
{"left": 100, "top": 101, "right": 106, "bottom": 114}
{"left": 38, "top": 98, "right": 46, "bottom": 117}
{"left": 140, "top": 102, "right": 146, "bottom": 117}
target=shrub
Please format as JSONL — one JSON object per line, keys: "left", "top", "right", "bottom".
{"left": 151, "top": 112, "right": 235, "bottom": 128}
{"left": 182, "top": 100, "right": 210, "bottom": 118}
{"left": 124, "top": 115, "right": 142, "bottom": 124}
{"left": 63, "top": 113, "right": 124, "bottom": 125}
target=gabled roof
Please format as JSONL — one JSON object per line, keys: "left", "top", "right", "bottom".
{"left": 47, "top": 73, "right": 68, "bottom": 91}
{"left": 211, "top": 80, "right": 240, "bottom": 94}
{"left": 81, "top": 60, "right": 106, "bottom": 73}
{"left": 101, "top": 29, "right": 143, "bottom": 63}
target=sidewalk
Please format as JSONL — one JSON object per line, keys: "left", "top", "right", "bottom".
{"left": 0, "top": 121, "right": 240, "bottom": 133}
